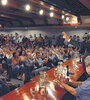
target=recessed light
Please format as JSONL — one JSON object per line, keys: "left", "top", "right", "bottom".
{"left": 25, "top": 4, "right": 31, "bottom": 11}
{"left": 1, "top": 0, "right": 7, "bottom": 5}
{"left": 50, "top": 12, "right": 54, "bottom": 17}
{"left": 66, "top": 17, "right": 69, "bottom": 21}
{"left": 39, "top": 9, "right": 44, "bottom": 15}
{"left": 61, "top": 15, "right": 64, "bottom": 19}
{"left": 50, "top": 6, "right": 54, "bottom": 10}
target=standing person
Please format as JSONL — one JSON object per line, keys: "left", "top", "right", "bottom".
{"left": 80, "top": 33, "right": 90, "bottom": 55}
{"left": 29, "top": 35, "right": 34, "bottom": 43}
{"left": 80, "top": 37, "right": 87, "bottom": 55}
{"left": 18, "top": 35, "right": 23, "bottom": 43}
{"left": 86, "top": 33, "right": 90, "bottom": 53}
{"left": 13, "top": 33, "right": 19, "bottom": 44}
{"left": 76, "top": 36, "right": 81, "bottom": 48}
{"left": 57, "top": 34, "right": 65, "bottom": 47}
{"left": 51, "top": 35, "right": 57, "bottom": 47}
{"left": 22, "top": 36, "right": 27, "bottom": 44}
{"left": 44, "top": 36, "right": 50, "bottom": 46}
{"left": 37, "top": 34, "right": 44, "bottom": 47}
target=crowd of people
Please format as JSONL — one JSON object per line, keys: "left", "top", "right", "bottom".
{"left": 0, "top": 32, "right": 90, "bottom": 97}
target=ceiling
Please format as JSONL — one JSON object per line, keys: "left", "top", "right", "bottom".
{"left": 0, "top": 0, "right": 90, "bottom": 28}
{"left": 48, "top": 0, "right": 90, "bottom": 16}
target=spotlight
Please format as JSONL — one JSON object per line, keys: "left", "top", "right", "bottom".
{"left": 66, "top": 17, "right": 69, "bottom": 21}
{"left": 25, "top": 4, "right": 30, "bottom": 11}
{"left": 1, "top": 0, "right": 7, "bottom": 5}
{"left": 61, "top": 15, "right": 64, "bottom": 19}
{"left": 39, "top": 9, "right": 44, "bottom": 15}
{"left": 50, "top": 12, "right": 54, "bottom": 17}
{"left": 50, "top": 6, "right": 54, "bottom": 10}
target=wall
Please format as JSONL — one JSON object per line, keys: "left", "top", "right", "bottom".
{"left": 81, "top": 16, "right": 90, "bottom": 24}
{"left": 0, "top": 26, "right": 90, "bottom": 40}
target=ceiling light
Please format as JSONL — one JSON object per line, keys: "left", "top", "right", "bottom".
{"left": 50, "top": 12, "right": 54, "bottom": 17}
{"left": 61, "top": 15, "right": 64, "bottom": 19}
{"left": 40, "top": 1, "right": 44, "bottom": 5}
{"left": 1, "top": 0, "right": 7, "bottom": 5}
{"left": 39, "top": 9, "right": 44, "bottom": 15}
{"left": 25, "top": 4, "right": 30, "bottom": 11}
{"left": 50, "top": 6, "right": 54, "bottom": 10}
{"left": 65, "top": 13, "right": 69, "bottom": 15}
{"left": 66, "top": 17, "right": 69, "bottom": 21}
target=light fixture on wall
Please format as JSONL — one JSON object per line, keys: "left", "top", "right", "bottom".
{"left": 50, "top": 12, "right": 54, "bottom": 17}
{"left": 1, "top": 0, "right": 7, "bottom": 5}
{"left": 39, "top": 9, "right": 44, "bottom": 15}
{"left": 25, "top": 4, "right": 31, "bottom": 11}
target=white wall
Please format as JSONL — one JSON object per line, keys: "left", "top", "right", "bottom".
{"left": 0, "top": 26, "right": 90, "bottom": 40}
{"left": 81, "top": 16, "right": 90, "bottom": 24}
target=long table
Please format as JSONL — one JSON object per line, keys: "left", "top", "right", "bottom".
{"left": 0, "top": 58, "right": 84, "bottom": 100}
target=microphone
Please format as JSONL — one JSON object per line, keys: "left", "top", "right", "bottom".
{"left": 79, "top": 54, "right": 82, "bottom": 62}
{"left": 66, "top": 65, "right": 74, "bottom": 76}
{"left": 66, "top": 65, "right": 69, "bottom": 76}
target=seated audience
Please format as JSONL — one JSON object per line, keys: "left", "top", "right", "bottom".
{"left": 0, "top": 31, "right": 90, "bottom": 97}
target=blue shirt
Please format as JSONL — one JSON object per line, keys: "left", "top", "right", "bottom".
{"left": 49, "top": 55, "right": 55, "bottom": 60}
{"left": 37, "top": 58, "right": 43, "bottom": 66}
{"left": 75, "top": 77, "right": 90, "bottom": 100}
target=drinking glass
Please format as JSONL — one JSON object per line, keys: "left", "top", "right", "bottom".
{"left": 39, "top": 71, "right": 47, "bottom": 88}
{"left": 30, "top": 87, "right": 37, "bottom": 100}
{"left": 54, "top": 70, "right": 58, "bottom": 80}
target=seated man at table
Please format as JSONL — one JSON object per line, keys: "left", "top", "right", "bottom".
{"left": 56, "top": 54, "right": 90, "bottom": 100}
